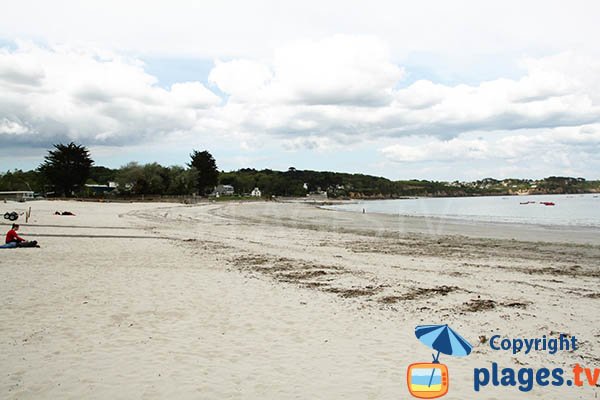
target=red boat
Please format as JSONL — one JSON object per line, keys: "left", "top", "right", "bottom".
{"left": 540, "top": 201, "right": 555, "bottom": 206}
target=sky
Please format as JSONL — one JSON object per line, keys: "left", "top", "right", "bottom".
{"left": 1, "top": 0, "right": 600, "bottom": 181}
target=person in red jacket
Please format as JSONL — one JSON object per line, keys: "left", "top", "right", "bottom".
{"left": 5, "top": 224, "right": 38, "bottom": 247}
{"left": 5, "top": 223, "right": 24, "bottom": 244}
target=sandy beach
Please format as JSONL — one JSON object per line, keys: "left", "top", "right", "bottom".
{"left": 1, "top": 199, "right": 599, "bottom": 399}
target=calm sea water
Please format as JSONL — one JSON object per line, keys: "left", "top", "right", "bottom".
{"left": 325, "top": 194, "right": 600, "bottom": 227}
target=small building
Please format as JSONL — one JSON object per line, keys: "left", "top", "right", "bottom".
{"left": 306, "top": 191, "right": 328, "bottom": 200}
{"left": 84, "top": 183, "right": 117, "bottom": 195}
{"left": 213, "top": 184, "right": 235, "bottom": 196}
{"left": 0, "top": 191, "right": 34, "bottom": 202}
{"left": 250, "top": 187, "right": 261, "bottom": 197}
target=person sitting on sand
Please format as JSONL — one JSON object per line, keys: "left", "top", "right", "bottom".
{"left": 5, "top": 224, "right": 39, "bottom": 248}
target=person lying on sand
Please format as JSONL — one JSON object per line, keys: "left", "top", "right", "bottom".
{"left": 54, "top": 211, "right": 76, "bottom": 216}
{"left": 4, "top": 223, "right": 39, "bottom": 248}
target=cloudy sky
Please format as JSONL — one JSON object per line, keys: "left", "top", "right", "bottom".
{"left": 1, "top": 0, "right": 599, "bottom": 180}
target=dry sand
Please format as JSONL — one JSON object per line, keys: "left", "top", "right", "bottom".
{"left": 1, "top": 199, "right": 598, "bottom": 399}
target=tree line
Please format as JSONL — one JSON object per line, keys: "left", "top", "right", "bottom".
{"left": 1, "top": 142, "right": 599, "bottom": 198}
{"left": 0, "top": 143, "right": 219, "bottom": 197}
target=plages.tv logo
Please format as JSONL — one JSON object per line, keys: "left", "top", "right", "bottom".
{"left": 407, "top": 324, "right": 473, "bottom": 399}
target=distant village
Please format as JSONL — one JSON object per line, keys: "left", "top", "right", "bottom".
{"left": 446, "top": 177, "right": 592, "bottom": 195}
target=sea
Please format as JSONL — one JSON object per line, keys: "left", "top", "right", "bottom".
{"left": 324, "top": 193, "right": 600, "bottom": 228}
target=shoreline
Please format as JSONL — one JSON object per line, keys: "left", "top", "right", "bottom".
{"left": 263, "top": 202, "right": 599, "bottom": 245}
{"left": 317, "top": 194, "right": 600, "bottom": 244}
{"left": 320, "top": 203, "right": 600, "bottom": 233}
{"left": 5, "top": 189, "right": 598, "bottom": 205}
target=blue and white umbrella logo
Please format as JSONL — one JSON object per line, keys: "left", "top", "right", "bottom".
{"left": 414, "top": 324, "right": 473, "bottom": 388}
{"left": 415, "top": 324, "right": 473, "bottom": 361}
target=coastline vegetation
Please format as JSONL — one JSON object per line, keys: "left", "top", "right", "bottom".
{"left": 1, "top": 143, "right": 599, "bottom": 198}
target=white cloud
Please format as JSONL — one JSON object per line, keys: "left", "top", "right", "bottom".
{"left": 380, "top": 124, "right": 600, "bottom": 163}
{"left": 170, "top": 82, "right": 221, "bottom": 108}
{"left": 210, "top": 35, "right": 403, "bottom": 106}
{"left": 381, "top": 138, "right": 489, "bottom": 162}
{"left": 282, "top": 136, "right": 337, "bottom": 151}
{"left": 2, "top": 41, "right": 600, "bottom": 148}
{"left": 269, "top": 35, "right": 403, "bottom": 106}
{"left": 208, "top": 49, "right": 600, "bottom": 146}
{"left": 209, "top": 59, "right": 272, "bottom": 102}
{"left": 0, "top": 118, "right": 29, "bottom": 135}
{"left": 0, "top": 42, "right": 219, "bottom": 146}
{"left": 1, "top": 36, "right": 600, "bottom": 179}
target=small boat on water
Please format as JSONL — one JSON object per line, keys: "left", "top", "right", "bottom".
{"left": 540, "top": 201, "right": 555, "bottom": 206}
{"left": 520, "top": 201, "right": 535, "bottom": 205}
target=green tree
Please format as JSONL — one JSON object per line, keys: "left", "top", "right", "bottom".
{"left": 115, "top": 162, "right": 144, "bottom": 194}
{"left": 114, "top": 162, "right": 167, "bottom": 194}
{"left": 0, "top": 169, "right": 44, "bottom": 192}
{"left": 38, "top": 142, "right": 94, "bottom": 196}
{"left": 115, "top": 163, "right": 199, "bottom": 195}
{"left": 140, "top": 163, "right": 170, "bottom": 194}
{"left": 166, "top": 166, "right": 198, "bottom": 195}
{"left": 88, "top": 166, "right": 117, "bottom": 185}
{"left": 188, "top": 150, "right": 219, "bottom": 195}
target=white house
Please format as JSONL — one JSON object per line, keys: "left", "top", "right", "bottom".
{"left": 250, "top": 187, "right": 261, "bottom": 197}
